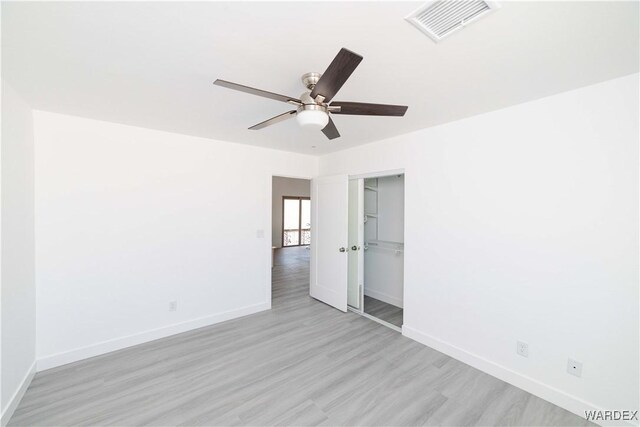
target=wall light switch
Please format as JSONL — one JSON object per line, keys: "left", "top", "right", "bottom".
{"left": 256, "top": 229, "right": 265, "bottom": 238}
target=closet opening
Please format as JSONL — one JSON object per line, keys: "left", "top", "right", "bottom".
{"left": 347, "top": 173, "right": 404, "bottom": 331}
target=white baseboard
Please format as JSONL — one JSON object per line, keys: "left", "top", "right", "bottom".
{"left": 402, "top": 325, "right": 634, "bottom": 427}
{"left": 37, "top": 302, "right": 270, "bottom": 371}
{"left": 1, "top": 361, "right": 36, "bottom": 426}
{"left": 364, "top": 288, "right": 403, "bottom": 308}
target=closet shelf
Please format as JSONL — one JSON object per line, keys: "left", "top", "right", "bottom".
{"left": 366, "top": 239, "right": 404, "bottom": 246}
{"left": 364, "top": 239, "right": 404, "bottom": 254}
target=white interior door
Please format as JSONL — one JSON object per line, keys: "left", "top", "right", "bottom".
{"left": 310, "top": 174, "right": 349, "bottom": 312}
{"left": 348, "top": 179, "right": 364, "bottom": 310}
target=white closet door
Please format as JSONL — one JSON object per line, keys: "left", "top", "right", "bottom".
{"left": 310, "top": 174, "right": 349, "bottom": 312}
{"left": 347, "top": 179, "right": 364, "bottom": 310}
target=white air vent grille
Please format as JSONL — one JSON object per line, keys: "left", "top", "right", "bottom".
{"left": 406, "top": 1, "right": 499, "bottom": 42}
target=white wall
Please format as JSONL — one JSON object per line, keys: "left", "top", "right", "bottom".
{"left": 320, "top": 74, "right": 639, "bottom": 420}
{"left": 271, "top": 177, "right": 310, "bottom": 248}
{"left": 33, "top": 111, "right": 318, "bottom": 369}
{"left": 376, "top": 175, "right": 404, "bottom": 243}
{"left": 1, "top": 81, "right": 36, "bottom": 423}
{"left": 364, "top": 247, "right": 404, "bottom": 308}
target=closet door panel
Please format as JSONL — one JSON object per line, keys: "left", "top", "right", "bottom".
{"left": 348, "top": 179, "right": 364, "bottom": 310}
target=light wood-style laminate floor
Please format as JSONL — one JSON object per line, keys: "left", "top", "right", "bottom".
{"left": 9, "top": 246, "right": 592, "bottom": 426}
{"left": 364, "top": 295, "right": 403, "bottom": 327}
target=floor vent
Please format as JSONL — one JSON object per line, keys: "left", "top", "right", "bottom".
{"left": 405, "top": 1, "right": 500, "bottom": 42}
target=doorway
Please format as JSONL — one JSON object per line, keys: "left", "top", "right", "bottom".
{"left": 272, "top": 176, "right": 311, "bottom": 303}
{"left": 348, "top": 174, "right": 404, "bottom": 330}
{"left": 308, "top": 171, "right": 404, "bottom": 321}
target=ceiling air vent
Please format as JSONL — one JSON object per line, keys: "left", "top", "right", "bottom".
{"left": 405, "top": 0, "right": 500, "bottom": 42}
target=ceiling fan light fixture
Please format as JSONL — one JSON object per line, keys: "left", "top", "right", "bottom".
{"left": 214, "top": 47, "right": 408, "bottom": 140}
{"left": 296, "top": 108, "right": 329, "bottom": 131}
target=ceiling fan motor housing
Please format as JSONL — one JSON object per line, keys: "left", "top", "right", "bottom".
{"left": 299, "top": 91, "right": 328, "bottom": 111}
{"left": 297, "top": 77, "right": 329, "bottom": 130}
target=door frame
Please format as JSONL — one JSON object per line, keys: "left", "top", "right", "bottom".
{"left": 347, "top": 168, "right": 405, "bottom": 331}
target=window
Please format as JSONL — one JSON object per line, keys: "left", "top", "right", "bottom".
{"left": 283, "top": 196, "right": 311, "bottom": 246}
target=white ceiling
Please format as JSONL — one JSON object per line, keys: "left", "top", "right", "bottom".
{"left": 2, "top": 1, "right": 638, "bottom": 155}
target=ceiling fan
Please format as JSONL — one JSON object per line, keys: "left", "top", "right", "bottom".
{"left": 213, "top": 48, "right": 408, "bottom": 140}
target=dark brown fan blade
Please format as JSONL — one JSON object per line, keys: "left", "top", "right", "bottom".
{"left": 249, "top": 110, "right": 297, "bottom": 130}
{"left": 321, "top": 117, "right": 340, "bottom": 140}
{"left": 214, "top": 80, "right": 302, "bottom": 105}
{"left": 310, "top": 48, "right": 363, "bottom": 103}
{"left": 330, "top": 102, "right": 408, "bottom": 116}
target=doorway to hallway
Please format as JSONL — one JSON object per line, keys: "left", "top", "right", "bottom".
{"left": 272, "top": 176, "right": 311, "bottom": 304}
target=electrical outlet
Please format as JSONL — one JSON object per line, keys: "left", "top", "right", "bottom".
{"left": 169, "top": 301, "right": 177, "bottom": 312}
{"left": 517, "top": 341, "right": 529, "bottom": 358}
{"left": 567, "top": 358, "right": 582, "bottom": 377}
{"left": 256, "top": 229, "right": 265, "bottom": 238}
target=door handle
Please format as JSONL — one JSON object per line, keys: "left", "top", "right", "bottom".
{"left": 339, "top": 247, "right": 347, "bottom": 252}
{"left": 351, "top": 245, "right": 360, "bottom": 251}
